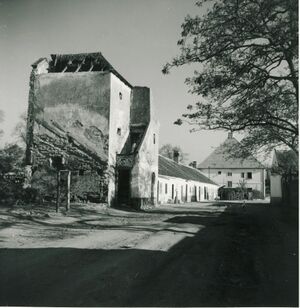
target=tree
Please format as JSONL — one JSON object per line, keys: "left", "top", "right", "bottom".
{"left": 0, "top": 144, "right": 25, "bottom": 175}
{"left": 159, "top": 144, "right": 188, "bottom": 163}
{"left": 12, "top": 112, "right": 27, "bottom": 147}
{"left": 163, "top": 0, "right": 298, "bottom": 157}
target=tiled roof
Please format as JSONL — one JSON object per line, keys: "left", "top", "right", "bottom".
{"left": 198, "top": 137, "right": 265, "bottom": 169}
{"left": 158, "top": 155, "right": 218, "bottom": 185}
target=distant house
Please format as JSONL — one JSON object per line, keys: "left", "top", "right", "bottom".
{"left": 157, "top": 153, "right": 219, "bottom": 204}
{"left": 198, "top": 133, "right": 266, "bottom": 198}
{"left": 270, "top": 149, "right": 298, "bottom": 207}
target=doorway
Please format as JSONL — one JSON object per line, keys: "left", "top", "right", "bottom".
{"left": 117, "top": 169, "right": 131, "bottom": 204}
{"left": 151, "top": 172, "right": 155, "bottom": 205}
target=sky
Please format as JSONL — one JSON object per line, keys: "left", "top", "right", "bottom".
{"left": 0, "top": 0, "right": 234, "bottom": 164}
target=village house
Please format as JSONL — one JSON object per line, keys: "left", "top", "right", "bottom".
{"left": 198, "top": 133, "right": 266, "bottom": 199}
{"left": 25, "top": 52, "right": 218, "bottom": 208}
{"left": 158, "top": 153, "right": 218, "bottom": 204}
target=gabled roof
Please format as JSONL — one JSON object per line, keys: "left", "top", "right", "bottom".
{"left": 198, "top": 136, "right": 265, "bottom": 169}
{"left": 158, "top": 155, "right": 218, "bottom": 185}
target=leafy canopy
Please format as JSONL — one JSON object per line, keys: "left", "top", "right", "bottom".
{"left": 159, "top": 144, "right": 188, "bottom": 163}
{"left": 163, "top": 0, "right": 298, "bottom": 156}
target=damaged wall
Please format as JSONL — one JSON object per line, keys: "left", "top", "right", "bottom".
{"left": 27, "top": 70, "right": 111, "bottom": 202}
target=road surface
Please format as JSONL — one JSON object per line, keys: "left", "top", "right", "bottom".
{"left": 0, "top": 202, "right": 298, "bottom": 306}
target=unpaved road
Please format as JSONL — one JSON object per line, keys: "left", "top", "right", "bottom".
{"left": 0, "top": 202, "right": 298, "bottom": 306}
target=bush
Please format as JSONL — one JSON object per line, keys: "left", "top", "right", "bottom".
{"left": 21, "top": 187, "right": 38, "bottom": 203}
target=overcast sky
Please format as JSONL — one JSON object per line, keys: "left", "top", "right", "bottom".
{"left": 0, "top": 0, "right": 234, "bottom": 163}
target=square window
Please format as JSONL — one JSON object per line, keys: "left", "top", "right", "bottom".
{"left": 227, "top": 172, "right": 232, "bottom": 176}
{"left": 247, "top": 172, "right": 252, "bottom": 179}
{"left": 218, "top": 171, "right": 221, "bottom": 175}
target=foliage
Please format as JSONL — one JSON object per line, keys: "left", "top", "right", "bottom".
{"left": 218, "top": 186, "right": 263, "bottom": 200}
{"left": 0, "top": 144, "right": 35, "bottom": 205}
{"left": 159, "top": 143, "right": 188, "bottom": 163}
{"left": 163, "top": 0, "right": 298, "bottom": 157}
{"left": 31, "top": 166, "right": 57, "bottom": 201}
{"left": 0, "top": 144, "right": 25, "bottom": 175}
{"left": 271, "top": 149, "right": 298, "bottom": 176}
{"left": 12, "top": 112, "right": 27, "bottom": 147}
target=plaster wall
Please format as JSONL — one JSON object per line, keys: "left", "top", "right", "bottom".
{"left": 107, "top": 73, "right": 132, "bottom": 205}
{"left": 200, "top": 168, "right": 265, "bottom": 194}
{"left": 270, "top": 174, "right": 282, "bottom": 198}
{"left": 130, "top": 87, "right": 151, "bottom": 125}
{"left": 157, "top": 175, "right": 218, "bottom": 204}
{"left": 28, "top": 71, "right": 112, "bottom": 201}
{"left": 131, "top": 120, "right": 159, "bottom": 202}
{"left": 33, "top": 72, "right": 111, "bottom": 162}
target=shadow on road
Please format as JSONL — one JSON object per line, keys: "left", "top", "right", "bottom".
{"left": 0, "top": 204, "right": 298, "bottom": 307}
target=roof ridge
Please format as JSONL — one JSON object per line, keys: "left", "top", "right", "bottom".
{"left": 198, "top": 136, "right": 265, "bottom": 168}
{"left": 158, "top": 155, "right": 219, "bottom": 186}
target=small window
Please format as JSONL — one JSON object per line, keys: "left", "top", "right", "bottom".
{"left": 165, "top": 183, "right": 168, "bottom": 194}
{"left": 119, "top": 92, "right": 122, "bottom": 100}
{"left": 228, "top": 181, "right": 232, "bottom": 188}
{"left": 241, "top": 172, "right": 244, "bottom": 178}
{"left": 218, "top": 171, "right": 221, "bottom": 175}
{"left": 153, "top": 133, "right": 156, "bottom": 144}
{"left": 117, "top": 128, "right": 121, "bottom": 136}
{"left": 227, "top": 172, "right": 232, "bottom": 176}
{"left": 247, "top": 172, "right": 252, "bottom": 179}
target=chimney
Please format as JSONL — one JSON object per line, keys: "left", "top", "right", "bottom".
{"left": 173, "top": 150, "right": 179, "bottom": 163}
{"left": 228, "top": 131, "right": 233, "bottom": 139}
{"left": 191, "top": 161, "right": 197, "bottom": 169}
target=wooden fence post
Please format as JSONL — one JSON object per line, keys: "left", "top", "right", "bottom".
{"left": 56, "top": 170, "right": 60, "bottom": 213}
{"left": 66, "top": 171, "right": 71, "bottom": 211}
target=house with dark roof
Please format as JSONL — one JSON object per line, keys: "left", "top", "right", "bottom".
{"left": 157, "top": 154, "right": 219, "bottom": 204}
{"left": 198, "top": 133, "right": 266, "bottom": 198}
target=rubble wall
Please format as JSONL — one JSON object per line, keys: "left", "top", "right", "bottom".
{"left": 27, "top": 71, "right": 111, "bottom": 202}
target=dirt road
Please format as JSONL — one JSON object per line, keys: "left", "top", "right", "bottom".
{"left": 0, "top": 202, "right": 298, "bottom": 306}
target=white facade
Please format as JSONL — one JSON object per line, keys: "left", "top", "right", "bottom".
{"left": 157, "top": 175, "right": 218, "bottom": 204}
{"left": 270, "top": 174, "right": 282, "bottom": 205}
{"left": 199, "top": 168, "right": 265, "bottom": 197}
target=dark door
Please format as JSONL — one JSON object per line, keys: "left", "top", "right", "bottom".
{"left": 118, "top": 169, "right": 131, "bottom": 204}
{"left": 186, "top": 184, "right": 188, "bottom": 202}
{"left": 151, "top": 172, "right": 155, "bottom": 205}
